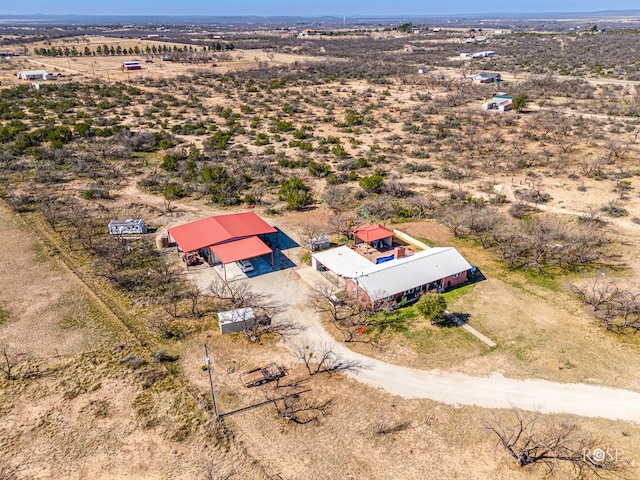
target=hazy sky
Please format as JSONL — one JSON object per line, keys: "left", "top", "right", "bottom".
{"left": 4, "top": 0, "right": 640, "bottom": 16}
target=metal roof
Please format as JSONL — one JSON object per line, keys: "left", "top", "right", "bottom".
{"left": 168, "top": 211, "right": 277, "bottom": 253}
{"left": 348, "top": 247, "right": 472, "bottom": 301}
{"left": 312, "top": 245, "right": 373, "bottom": 277}
{"left": 210, "top": 236, "right": 272, "bottom": 264}
{"left": 217, "top": 307, "right": 255, "bottom": 326}
{"left": 18, "top": 70, "right": 47, "bottom": 75}
{"left": 352, "top": 224, "right": 394, "bottom": 243}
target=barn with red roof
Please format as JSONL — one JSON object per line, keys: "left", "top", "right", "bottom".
{"left": 168, "top": 211, "right": 278, "bottom": 278}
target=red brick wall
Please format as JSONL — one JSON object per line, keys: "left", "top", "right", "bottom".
{"left": 345, "top": 278, "right": 373, "bottom": 305}
{"left": 440, "top": 271, "right": 468, "bottom": 289}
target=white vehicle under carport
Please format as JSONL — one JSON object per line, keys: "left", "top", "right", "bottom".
{"left": 237, "top": 259, "right": 254, "bottom": 272}
{"left": 236, "top": 260, "right": 253, "bottom": 273}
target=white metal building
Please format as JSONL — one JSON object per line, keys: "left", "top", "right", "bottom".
{"left": 218, "top": 307, "right": 255, "bottom": 334}
{"left": 17, "top": 70, "right": 50, "bottom": 80}
{"left": 108, "top": 219, "right": 147, "bottom": 235}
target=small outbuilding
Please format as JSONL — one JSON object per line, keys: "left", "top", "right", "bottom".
{"left": 309, "top": 234, "right": 330, "bottom": 252}
{"left": 353, "top": 224, "right": 394, "bottom": 250}
{"left": 108, "top": 219, "right": 147, "bottom": 235}
{"left": 471, "top": 71, "right": 501, "bottom": 83}
{"left": 218, "top": 307, "right": 255, "bottom": 334}
{"left": 482, "top": 93, "right": 513, "bottom": 112}
{"left": 17, "top": 69, "right": 50, "bottom": 80}
{"left": 121, "top": 61, "right": 142, "bottom": 71}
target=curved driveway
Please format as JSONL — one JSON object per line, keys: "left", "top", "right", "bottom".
{"left": 287, "top": 267, "right": 640, "bottom": 422}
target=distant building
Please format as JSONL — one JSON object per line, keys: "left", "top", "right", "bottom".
{"left": 121, "top": 61, "right": 142, "bottom": 71}
{"left": 471, "top": 71, "right": 501, "bottom": 84}
{"left": 17, "top": 69, "right": 50, "bottom": 80}
{"left": 298, "top": 29, "right": 317, "bottom": 37}
{"left": 472, "top": 50, "right": 496, "bottom": 59}
{"left": 482, "top": 93, "right": 513, "bottom": 111}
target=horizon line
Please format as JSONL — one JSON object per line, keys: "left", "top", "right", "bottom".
{"left": 2, "top": 9, "right": 640, "bottom": 18}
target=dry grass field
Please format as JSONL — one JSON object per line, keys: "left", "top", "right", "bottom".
{"left": 2, "top": 25, "right": 640, "bottom": 479}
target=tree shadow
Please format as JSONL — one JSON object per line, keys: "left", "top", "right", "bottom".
{"left": 436, "top": 312, "right": 470, "bottom": 328}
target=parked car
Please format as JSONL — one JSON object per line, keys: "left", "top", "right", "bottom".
{"left": 237, "top": 259, "right": 254, "bottom": 272}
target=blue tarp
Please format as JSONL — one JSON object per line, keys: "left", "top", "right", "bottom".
{"left": 375, "top": 254, "right": 395, "bottom": 265}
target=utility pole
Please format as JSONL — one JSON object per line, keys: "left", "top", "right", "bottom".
{"left": 204, "top": 344, "right": 220, "bottom": 419}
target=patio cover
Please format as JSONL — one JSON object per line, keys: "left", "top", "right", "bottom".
{"left": 312, "top": 245, "right": 373, "bottom": 277}
{"left": 168, "top": 211, "right": 277, "bottom": 253}
{"left": 210, "top": 236, "right": 272, "bottom": 264}
{"left": 353, "top": 224, "right": 394, "bottom": 243}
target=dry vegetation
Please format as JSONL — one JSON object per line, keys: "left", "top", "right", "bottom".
{"left": 1, "top": 21, "right": 640, "bottom": 479}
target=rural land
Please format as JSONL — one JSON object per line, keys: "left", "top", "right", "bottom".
{"left": 2, "top": 11, "right": 640, "bottom": 480}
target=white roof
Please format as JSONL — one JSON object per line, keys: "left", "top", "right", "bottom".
{"left": 312, "top": 246, "right": 373, "bottom": 277}
{"left": 348, "top": 247, "right": 472, "bottom": 301}
{"left": 18, "top": 70, "right": 47, "bottom": 75}
{"left": 217, "top": 307, "right": 255, "bottom": 325}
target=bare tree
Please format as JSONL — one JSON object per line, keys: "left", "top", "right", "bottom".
{"left": 484, "top": 409, "right": 621, "bottom": 479}
{"left": 0, "top": 344, "right": 28, "bottom": 380}
{"left": 327, "top": 212, "right": 357, "bottom": 239}
{"left": 292, "top": 342, "right": 338, "bottom": 376}
{"left": 300, "top": 222, "right": 325, "bottom": 246}
{"left": 209, "top": 277, "right": 282, "bottom": 317}
{"left": 263, "top": 384, "right": 332, "bottom": 424}
{"left": 309, "top": 285, "right": 372, "bottom": 342}
{"left": 148, "top": 316, "right": 183, "bottom": 339}
{"left": 322, "top": 185, "right": 353, "bottom": 213}
{"left": 574, "top": 277, "right": 640, "bottom": 333}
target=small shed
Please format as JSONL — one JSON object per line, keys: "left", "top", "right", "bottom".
{"left": 108, "top": 219, "right": 147, "bottom": 235}
{"left": 17, "top": 69, "right": 49, "bottom": 80}
{"left": 218, "top": 307, "right": 255, "bottom": 335}
{"left": 121, "top": 61, "right": 142, "bottom": 71}
{"left": 309, "top": 234, "right": 330, "bottom": 252}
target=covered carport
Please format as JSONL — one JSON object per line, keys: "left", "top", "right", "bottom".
{"left": 167, "top": 212, "right": 278, "bottom": 272}
{"left": 210, "top": 236, "right": 274, "bottom": 281}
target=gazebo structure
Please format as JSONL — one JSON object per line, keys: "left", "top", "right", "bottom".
{"left": 352, "top": 224, "right": 394, "bottom": 250}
